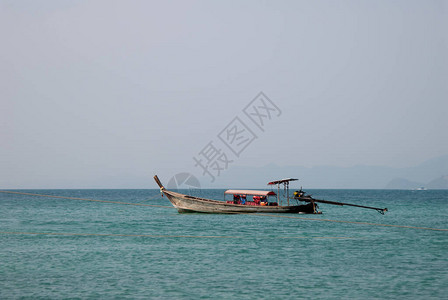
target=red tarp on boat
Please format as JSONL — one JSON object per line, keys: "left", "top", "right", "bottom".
{"left": 224, "top": 190, "right": 276, "bottom": 196}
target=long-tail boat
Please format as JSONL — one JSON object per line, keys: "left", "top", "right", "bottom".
{"left": 153, "top": 175, "right": 387, "bottom": 214}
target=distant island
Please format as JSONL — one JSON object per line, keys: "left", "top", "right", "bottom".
{"left": 427, "top": 175, "right": 448, "bottom": 189}
{"left": 206, "top": 155, "right": 448, "bottom": 189}
{"left": 385, "top": 175, "right": 448, "bottom": 190}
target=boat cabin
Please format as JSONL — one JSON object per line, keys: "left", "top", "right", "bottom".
{"left": 224, "top": 190, "right": 278, "bottom": 206}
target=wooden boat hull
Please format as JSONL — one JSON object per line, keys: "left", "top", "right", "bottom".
{"left": 154, "top": 175, "right": 387, "bottom": 214}
{"left": 163, "top": 190, "right": 315, "bottom": 214}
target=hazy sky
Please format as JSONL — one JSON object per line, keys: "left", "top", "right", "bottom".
{"left": 1, "top": 0, "right": 447, "bottom": 188}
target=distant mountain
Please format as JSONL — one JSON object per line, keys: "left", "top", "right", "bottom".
{"left": 384, "top": 178, "right": 425, "bottom": 190}
{"left": 426, "top": 175, "right": 448, "bottom": 189}
{"left": 205, "top": 155, "right": 448, "bottom": 189}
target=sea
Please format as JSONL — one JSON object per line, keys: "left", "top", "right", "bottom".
{"left": 1, "top": 189, "right": 447, "bottom": 299}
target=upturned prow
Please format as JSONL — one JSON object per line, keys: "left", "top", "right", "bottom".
{"left": 154, "top": 175, "right": 165, "bottom": 189}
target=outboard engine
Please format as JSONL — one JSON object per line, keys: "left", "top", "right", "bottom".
{"left": 293, "top": 189, "right": 305, "bottom": 198}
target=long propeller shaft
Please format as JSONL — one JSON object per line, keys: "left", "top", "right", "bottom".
{"left": 298, "top": 197, "right": 388, "bottom": 214}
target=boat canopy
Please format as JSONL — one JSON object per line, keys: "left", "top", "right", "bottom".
{"left": 224, "top": 190, "right": 276, "bottom": 196}
{"left": 267, "top": 178, "right": 298, "bottom": 185}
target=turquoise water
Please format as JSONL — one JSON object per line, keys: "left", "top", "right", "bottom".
{"left": 1, "top": 189, "right": 447, "bottom": 299}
